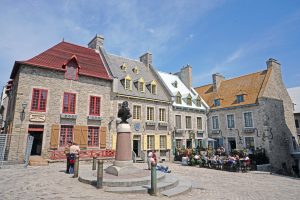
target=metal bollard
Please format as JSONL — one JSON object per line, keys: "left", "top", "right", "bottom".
{"left": 92, "top": 157, "right": 96, "bottom": 170}
{"left": 97, "top": 159, "right": 104, "bottom": 189}
{"left": 150, "top": 162, "right": 157, "bottom": 196}
{"left": 73, "top": 155, "right": 79, "bottom": 178}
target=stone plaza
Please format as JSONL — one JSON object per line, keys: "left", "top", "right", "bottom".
{"left": 0, "top": 161, "right": 299, "bottom": 200}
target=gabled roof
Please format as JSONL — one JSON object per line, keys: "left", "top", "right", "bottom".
{"left": 288, "top": 86, "right": 300, "bottom": 113}
{"left": 157, "top": 71, "right": 207, "bottom": 110}
{"left": 10, "top": 41, "right": 111, "bottom": 80}
{"left": 195, "top": 69, "right": 271, "bottom": 109}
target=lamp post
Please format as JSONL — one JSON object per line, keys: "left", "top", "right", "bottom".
{"left": 17, "top": 102, "right": 27, "bottom": 160}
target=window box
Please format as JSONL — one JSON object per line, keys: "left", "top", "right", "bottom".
{"left": 211, "top": 129, "right": 221, "bottom": 134}
{"left": 145, "top": 121, "right": 156, "bottom": 126}
{"left": 175, "top": 129, "right": 184, "bottom": 133}
{"left": 243, "top": 128, "right": 255, "bottom": 133}
{"left": 87, "top": 115, "right": 103, "bottom": 121}
{"left": 60, "top": 114, "right": 77, "bottom": 119}
{"left": 158, "top": 122, "right": 168, "bottom": 127}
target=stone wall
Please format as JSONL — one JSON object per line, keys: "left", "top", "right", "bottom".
{"left": 8, "top": 65, "right": 112, "bottom": 159}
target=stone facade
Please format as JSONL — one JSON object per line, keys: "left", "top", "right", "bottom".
{"left": 196, "top": 58, "right": 299, "bottom": 175}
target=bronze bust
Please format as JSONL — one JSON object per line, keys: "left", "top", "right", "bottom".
{"left": 117, "top": 101, "right": 132, "bottom": 123}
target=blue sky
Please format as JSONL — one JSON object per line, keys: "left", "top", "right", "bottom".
{"left": 0, "top": 0, "right": 300, "bottom": 90}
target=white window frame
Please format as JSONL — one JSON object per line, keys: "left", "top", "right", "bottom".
{"left": 146, "top": 106, "right": 155, "bottom": 121}
{"left": 212, "top": 115, "right": 220, "bottom": 130}
{"left": 132, "top": 104, "right": 142, "bottom": 120}
{"left": 147, "top": 135, "right": 155, "bottom": 149}
{"left": 197, "top": 117, "right": 203, "bottom": 130}
{"left": 186, "top": 116, "right": 192, "bottom": 129}
{"left": 226, "top": 114, "right": 235, "bottom": 129}
{"left": 243, "top": 111, "right": 254, "bottom": 128}
{"left": 160, "top": 135, "right": 167, "bottom": 149}
{"left": 244, "top": 136, "right": 255, "bottom": 150}
{"left": 175, "top": 114, "right": 182, "bottom": 129}
{"left": 158, "top": 107, "right": 166, "bottom": 122}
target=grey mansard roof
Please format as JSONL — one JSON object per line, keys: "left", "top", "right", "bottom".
{"left": 99, "top": 47, "right": 170, "bottom": 102}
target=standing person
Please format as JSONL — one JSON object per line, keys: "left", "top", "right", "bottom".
{"left": 69, "top": 143, "right": 80, "bottom": 174}
{"left": 147, "top": 150, "right": 153, "bottom": 170}
{"left": 152, "top": 150, "right": 157, "bottom": 163}
{"left": 64, "top": 141, "right": 72, "bottom": 174}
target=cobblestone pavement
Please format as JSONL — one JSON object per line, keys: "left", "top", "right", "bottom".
{"left": 0, "top": 161, "right": 299, "bottom": 200}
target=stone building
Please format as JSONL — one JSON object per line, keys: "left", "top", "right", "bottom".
{"left": 4, "top": 41, "right": 113, "bottom": 160}
{"left": 157, "top": 68, "right": 208, "bottom": 151}
{"left": 89, "top": 35, "right": 173, "bottom": 161}
{"left": 288, "top": 86, "right": 300, "bottom": 143}
{"left": 195, "top": 58, "right": 299, "bottom": 175}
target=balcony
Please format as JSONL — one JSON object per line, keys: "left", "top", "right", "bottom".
{"left": 87, "top": 115, "right": 103, "bottom": 121}
{"left": 243, "top": 128, "right": 255, "bottom": 133}
{"left": 211, "top": 129, "right": 221, "bottom": 134}
{"left": 145, "top": 121, "right": 156, "bottom": 126}
{"left": 158, "top": 122, "right": 168, "bottom": 127}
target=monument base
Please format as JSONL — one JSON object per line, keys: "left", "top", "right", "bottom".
{"left": 105, "top": 160, "right": 142, "bottom": 176}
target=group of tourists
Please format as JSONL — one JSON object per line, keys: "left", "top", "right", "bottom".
{"left": 64, "top": 141, "right": 80, "bottom": 174}
{"left": 147, "top": 150, "right": 171, "bottom": 173}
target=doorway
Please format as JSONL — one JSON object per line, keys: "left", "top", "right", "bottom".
{"left": 29, "top": 132, "right": 43, "bottom": 155}
{"left": 28, "top": 124, "right": 44, "bottom": 156}
{"left": 133, "top": 135, "right": 141, "bottom": 157}
{"left": 228, "top": 137, "right": 236, "bottom": 153}
{"left": 186, "top": 139, "right": 192, "bottom": 149}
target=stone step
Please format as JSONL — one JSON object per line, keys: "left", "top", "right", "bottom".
{"left": 105, "top": 185, "right": 148, "bottom": 194}
{"left": 29, "top": 156, "right": 48, "bottom": 166}
{"left": 160, "top": 178, "right": 192, "bottom": 197}
{"left": 79, "top": 170, "right": 166, "bottom": 187}
{"left": 142, "top": 174, "right": 179, "bottom": 192}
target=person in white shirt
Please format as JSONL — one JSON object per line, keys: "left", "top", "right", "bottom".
{"left": 147, "top": 150, "right": 153, "bottom": 170}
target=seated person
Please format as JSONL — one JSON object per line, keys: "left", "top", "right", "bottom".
{"left": 156, "top": 163, "right": 171, "bottom": 173}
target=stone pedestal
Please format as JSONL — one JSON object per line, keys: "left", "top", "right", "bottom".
{"left": 106, "top": 123, "right": 141, "bottom": 176}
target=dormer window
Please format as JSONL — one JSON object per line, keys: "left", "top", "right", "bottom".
{"left": 214, "top": 99, "right": 221, "bottom": 107}
{"left": 186, "top": 94, "right": 192, "bottom": 106}
{"left": 63, "top": 55, "right": 80, "bottom": 81}
{"left": 132, "top": 67, "right": 139, "bottom": 74}
{"left": 237, "top": 94, "right": 244, "bottom": 103}
{"left": 176, "top": 92, "right": 182, "bottom": 104}
{"left": 120, "top": 63, "right": 127, "bottom": 71}
{"left": 196, "top": 97, "right": 202, "bottom": 107}
{"left": 172, "top": 81, "right": 178, "bottom": 88}
{"left": 122, "top": 75, "right": 132, "bottom": 90}
{"left": 150, "top": 80, "right": 157, "bottom": 94}
{"left": 138, "top": 77, "right": 145, "bottom": 93}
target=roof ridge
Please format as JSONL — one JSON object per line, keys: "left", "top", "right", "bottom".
{"left": 222, "top": 69, "right": 266, "bottom": 83}
{"left": 107, "top": 53, "right": 141, "bottom": 63}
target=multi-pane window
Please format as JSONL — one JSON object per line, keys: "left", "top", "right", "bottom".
{"left": 197, "top": 117, "right": 202, "bottom": 130}
{"left": 88, "top": 126, "right": 99, "bottom": 147}
{"left": 160, "top": 135, "right": 167, "bottom": 149}
{"left": 176, "top": 95, "right": 182, "bottom": 104}
{"left": 147, "top": 135, "right": 155, "bottom": 149}
{"left": 63, "top": 92, "right": 76, "bottom": 114}
{"left": 31, "top": 88, "right": 48, "bottom": 112}
{"left": 187, "top": 97, "right": 192, "bottom": 106}
{"left": 176, "top": 139, "right": 182, "bottom": 148}
{"left": 237, "top": 95, "right": 244, "bottom": 103}
{"left": 244, "top": 112, "right": 253, "bottom": 127}
{"left": 133, "top": 105, "right": 141, "bottom": 120}
{"left": 227, "top": 114, "right": 235, "bottom": 129}
{"left": 159, "top": 108, "right": 166, "bottom": 122}
{"left": 60, "top": 125, "right": 73, "bottom": 146}
{"left": 138, "top": 81, "right": 145, "bottom": 92}
{"left": 89, "top": 96, "right": 101, "bottom": 116}
{"left": 196, "top": 99, "right": 201, "bottom": 107}
{"left": 214, "top": 99, "right": 220, "bottom": 106}
{"left": 212, "top": 116, "right": 219, "bottom": 129}
{"left": 245, "top": 137, "right": 255, "bottom": 152}
{"left": 125, "top": 78, "right": 131, "bottom": 90}
{"left": 175, "top": 115, "right": 181, "bottom": 129}
{"left": 151, "top": 84, "right": 157, "bottom": 94}
{"left": 186, "top": 116, "right": 192, "bottom": 129}
{"left": 147, "top": 107, "right": 154, "bottom": 121}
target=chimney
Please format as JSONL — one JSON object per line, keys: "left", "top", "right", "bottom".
{"left": 212, "top": 73, "right": 225, "bottom": 91}
{"left": 176, "top": 65, "right": 192, "bottom": 89}
{"left": 88, "top": 34, "right": 104, "bottom": 50}
{"left": 139, "top": 52, "right": 152, "bottom": 70}
{"left": 266, "top": 58, "right": 281, "bottom": 69}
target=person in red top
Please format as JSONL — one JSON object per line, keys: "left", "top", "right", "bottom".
{"left": 152, "top": 150, "right": 157, "bottom": 163}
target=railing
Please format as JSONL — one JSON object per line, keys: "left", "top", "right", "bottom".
{"left": 50, "top": 149, "right": 115, "bottom": 160}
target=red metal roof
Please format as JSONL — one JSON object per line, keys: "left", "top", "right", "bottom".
{"left": 11, "top": 41, "right": 111, "bottom": 80}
